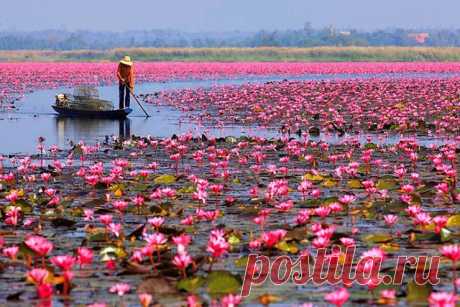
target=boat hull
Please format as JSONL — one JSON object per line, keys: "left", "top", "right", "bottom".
{"left": 52, "top": 106, "right": 132, "bottom": 119}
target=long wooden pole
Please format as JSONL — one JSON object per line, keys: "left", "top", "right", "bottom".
{"left": 126, "top": 84, "right": 150, "bottom": 117}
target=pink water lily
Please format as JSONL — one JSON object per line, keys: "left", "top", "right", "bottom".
{"left": 139, "top": 293, "right": 153, "bottom": 307}
{"left": 27, "top": 268, "right": 49, "bottom": 285}
{"left": 24, "top": 235, "right": 53, "bottom": 266}
{"left": 109, "top": 283, "right": 131, "bottom": 296}
{"left": 324, "top": 288, "right": 350, "bottom": 307}
{"left": 428, "top": 292, "right": 457, "bottom": 307}
{"left": 3, "top": 246, "right": 19, "bottom": 260}
{"left": 77, "top": 247, "right": 94, "bottom": 268}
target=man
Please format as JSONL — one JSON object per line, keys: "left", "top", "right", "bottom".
{"left": 116, "top": 56, "right": 135, "bottom": 109}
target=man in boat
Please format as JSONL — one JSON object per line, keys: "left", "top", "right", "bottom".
{"left": 116, "top": 56, "right": 135, "bottom": 109}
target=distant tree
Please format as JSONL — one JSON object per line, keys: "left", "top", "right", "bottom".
{"left": 4, "top": 26, "right": 460, "bottom": 50}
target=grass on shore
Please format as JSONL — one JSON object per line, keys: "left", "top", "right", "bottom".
{"left": 2, "top": 47, "right": 460, "bottom": 62}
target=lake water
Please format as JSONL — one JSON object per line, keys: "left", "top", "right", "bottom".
{"left": 1, "top": 72, "right": 458, "bottom": 154}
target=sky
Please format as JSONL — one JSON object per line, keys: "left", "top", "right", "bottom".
{"left": 0, "top": 0, "right": 458, "bottom": 32}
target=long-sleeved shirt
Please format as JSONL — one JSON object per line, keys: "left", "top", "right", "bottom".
{"left": 117, "top": 63, "right": 135, "bottom": 89}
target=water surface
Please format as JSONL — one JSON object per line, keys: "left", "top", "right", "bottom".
{"left": 1, "top": 72, "right": 458, "bottom": 154}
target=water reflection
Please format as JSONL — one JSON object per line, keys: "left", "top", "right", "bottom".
{"left": 119, "top": 118, "right": 131, "bottom": 140}
{"left": 55, "top": 117, "right": 131, "bottom": 145}
{"left": 3, "top": 73, "right": 459, "bottom": 154}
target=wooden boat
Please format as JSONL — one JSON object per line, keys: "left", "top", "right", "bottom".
{"left": 52, "top": 105, "right": 132, "bottom": 119}
{"left": 53, "top": 86, "right": 132, "bottom": 119}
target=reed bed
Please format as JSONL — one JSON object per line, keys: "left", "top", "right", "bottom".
{"left": 3, "top": 47, "right": 460, "bottom": 62}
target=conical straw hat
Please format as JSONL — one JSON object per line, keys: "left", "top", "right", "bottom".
{"left": 120, "top": 56, "right": 133, "bottom": 66}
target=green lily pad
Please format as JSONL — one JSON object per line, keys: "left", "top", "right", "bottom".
{"left": 357, "top": 165, "right": 369, "bottom": 174}
{"left": 234, "top": 256, "right": 249, "bottom": 268}
{"left": 177, "top": 185, "right": 196, "bottom": 194}
{"left": 303, "top": 173, "right": 324, "bottom": 182}
{"left": 376, "top": 179, "right": 398, "bottom": 190}
{"left": 14, "top": 200, "right": 33, "bottom": 214}
{"left": 275, "top": 240, "right": 299, "bottom": 254}
{"left": 177, "top": 276, "right": 205, "bottom": 293}
{"left": 207, "top": 271, "right": 241, "bottom": 296}
{"left": 18, "top": 242, "right": 36, "bottom": 258}
{"left": 322, "top": 179, "right": 337, "bottom": 188}
{"left": 154, "top": 174, "right": 177, "bottom": 185}
{"left": 232, "top": 177, "right": 241, "bottom": 185}
{"left": 364, "top": 143, "right": 378, "bottom": 149}
{"left": 347, "top": 179, "right": 363, "bottom": 189}
{"left": 363, "top": 233, "right": 393, "bottom": 244}
{"left": 132, "top": 183, "right": 150, "bottom": 192}
{"left": 379, "top": 243, "right": 400, "bottom": 252}
{"left": 406, "top": 280, "right": 432, "bottom": 303}
{"left": 447, "top": 215, "right": 460, "bottom": 228}
{"left": 410, "top": 193, "right": 422, "bottom": 205}
{"left": 228, "top": 233, "right": 241, "bottom": 245}
{"left": 413, "top": 232, "right": 438, "bottom": 241}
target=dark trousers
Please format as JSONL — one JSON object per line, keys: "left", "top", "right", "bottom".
{"left": 119, "top": 83, "right": 131, "bottom": 109}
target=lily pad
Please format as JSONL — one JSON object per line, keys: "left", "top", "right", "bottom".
{"left": 132, "top": 183, "right": 150, "bottom": 192}
{"left": 406, "top": 280, "right": 432, "bottom": 303}
{"left": 232, "top": 177, "right": 241, "bottom": 185}
{"left": 228, "top": 233, "right": 241, "bottom": 245}
{"left": 322, "top": 179, "right": 337, "bottom": 188}
{"left": 177, "top": 185, "right": 196, "bottom": 194}
{"left": 447, "top": 215, "right": 460, "bottom": 228}
{"left": 154, "top": 174, "right": 177, "bottom": 185}
{"left": 275, "top": 240, "right": 299, "bottom": 254}
{"left": 177, "top": 276, "right": 205, "bottom": 293}
{"left": 380, "top": 243, "right": 400, "bottom": 252}
{"left": 234, "top": 256, "right": 249, "bottom": 268}
{"left": 363, "top": 233, "right": 392, "bottom": 244}
{"left": 14, "top": 200, "right": 33, "bottom": 214}
{"left": 364, "top": 143, "right": 378, "bottom": 149}
{"left": 207, "top": 271, "right": 241, "bottom": 296}
{"left": 347, "top": 179, "right": 363, "bottom": 189}
{"left": 303, "top": 173, "right": 324, "bottom": 182}
{"left": 376, "top": 179, "right": 398, "bottom": 190}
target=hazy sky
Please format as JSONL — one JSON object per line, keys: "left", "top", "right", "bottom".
{"left": 1, "top": 0, "right": 458, "bottom": 32}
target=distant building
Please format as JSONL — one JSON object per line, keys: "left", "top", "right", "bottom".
{"left": 339, "top": 31, "right": 351, "bottom": 36}
{"left": 408, "top": 33, "right": 429, "bottom": 44}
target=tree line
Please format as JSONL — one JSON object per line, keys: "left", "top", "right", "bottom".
{"left": 2, "top": 25, "right": 460, "bottom": 50}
